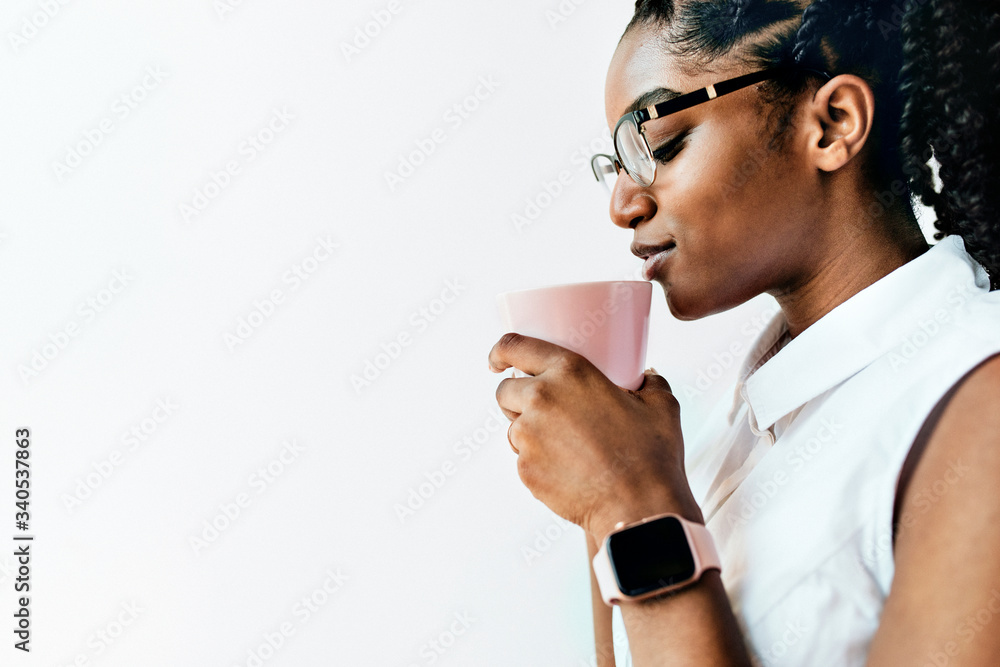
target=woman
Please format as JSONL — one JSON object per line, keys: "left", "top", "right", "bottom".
{"left": 489, "top": 0, "right": 1000, "bottom": 665}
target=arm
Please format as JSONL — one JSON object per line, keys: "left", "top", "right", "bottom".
{"left": 588, "top": 493, "right": 753, "bottom": 667}
{"left": 488, "top": 335, "right": 753, "bottom": 665}
{"left": 617, "top": 571, "right": 751, "bottom": 667}
{"left": 865, "top": 354, "right": 1000, "bottom": 665}
{"left": 587, "top": 531, "right": 617, "bottom": 667}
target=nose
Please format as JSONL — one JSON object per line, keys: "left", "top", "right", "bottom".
{"left": 608, "top": 174, "right": 656, "bottom": 230}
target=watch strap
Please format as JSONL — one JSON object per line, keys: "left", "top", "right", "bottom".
{"left": 687, "top": 520, "right": 722, "bottom": 576}
{"left": 592, "top": 535, "right": 620, "bottom": 606}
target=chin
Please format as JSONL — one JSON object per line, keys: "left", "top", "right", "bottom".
{"left": 661, "top": 282, "right": 732, "bottom": 321}
{"left": 661, "top": 283, "right": 700, "bottom": 321}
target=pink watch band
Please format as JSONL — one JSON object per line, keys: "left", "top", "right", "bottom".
{"left": 591, "top": 513, "right": 721, "bottom": 606}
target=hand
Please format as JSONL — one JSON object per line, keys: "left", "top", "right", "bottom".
{"left": 488, "top": 332, "right": 704, "bottom": 542}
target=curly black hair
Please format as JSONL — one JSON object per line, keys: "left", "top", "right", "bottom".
{"left": 623, "top": 0, "right": 1000, "bottom": 289}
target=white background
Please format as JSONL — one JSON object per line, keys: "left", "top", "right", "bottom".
{"left": 0, "top": 1, "right": 939, "bottom": 665}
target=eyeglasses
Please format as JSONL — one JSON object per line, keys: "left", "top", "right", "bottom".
{"left": 591, "top": 66, "right": 833, "bottom": 195}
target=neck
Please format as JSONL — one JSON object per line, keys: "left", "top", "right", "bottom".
{"left": 771, "top": 209, "right": 930, "bottom": 340}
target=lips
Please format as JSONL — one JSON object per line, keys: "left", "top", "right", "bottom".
{"left": 641, "top": 244, "right": 676, "bottom": 280}
{"left": 631, "top": 239, "right": 675, "bottom": 260}
{"left": 632, "top": 240, "right": 676, "bottom": 280}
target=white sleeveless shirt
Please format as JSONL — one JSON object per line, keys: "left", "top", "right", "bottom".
{"left": 614, "top": 234, "right": 1000, "bottom": 666}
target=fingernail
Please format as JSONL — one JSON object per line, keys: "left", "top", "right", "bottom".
{"left": 648, "top": 366, "right": 658, "bottom": 374}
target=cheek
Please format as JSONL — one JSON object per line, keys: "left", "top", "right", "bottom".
{"left": 653, "top": 127, "right": 797, "bottom": 310}
{"left": 663, "top": 127, "right": 777, "bottom": 251}
{"left": 700, "top": 129, "right": 776, "bottom": 210}
{"left": 692, "top": 124, "right": 805, "bottom": 247}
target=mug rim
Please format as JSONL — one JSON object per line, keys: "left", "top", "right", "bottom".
{"left": 495, "top": 279, "right": 651, "bottom": 302}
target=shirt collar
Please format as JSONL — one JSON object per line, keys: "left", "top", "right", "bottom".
{"left": 726, "top": 235, "right": 991, "bottom": 433}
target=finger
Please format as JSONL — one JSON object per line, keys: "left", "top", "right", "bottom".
{"left": 637, "top": 367, "right": 673, "bottom": 394}
{"left": 488, "top": 332, "right": 577, "bottom": 377}
{"left": 494, "top": 375, "right": 531, "bottom": 419}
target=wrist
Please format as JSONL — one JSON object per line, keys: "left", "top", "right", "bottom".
{"left": 588, "top": 487, "right": 705, "bottom": 545}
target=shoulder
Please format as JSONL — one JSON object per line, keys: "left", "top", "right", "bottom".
{"left": 894, "top": 351, "right": 1000, "bottom": 558}
{"left": 867, "top": 352, "right": 1000, "bottom": 663}
{"left": 920, "top": 352, "right": 1000, "bottom": 452}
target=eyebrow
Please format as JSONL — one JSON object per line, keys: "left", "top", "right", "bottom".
{"left": 624, "top": 87, "right": 683, "bottom": 116}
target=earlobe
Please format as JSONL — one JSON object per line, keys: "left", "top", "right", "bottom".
{"left": 808, "top": 74, "right": 875, "bottom": 173}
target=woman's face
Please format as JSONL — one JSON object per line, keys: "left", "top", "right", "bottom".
{"left": 606, "top": 25, "right": 825, "bottom": 320}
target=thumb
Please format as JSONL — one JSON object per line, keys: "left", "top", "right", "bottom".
{"left": 638, "top": 367, "right": 673, "bottom": 394}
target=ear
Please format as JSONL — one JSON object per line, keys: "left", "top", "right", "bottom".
{"left": 803, "top": 74, "right": 875, "bottom": 173}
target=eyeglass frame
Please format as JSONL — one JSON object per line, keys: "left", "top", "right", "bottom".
{"left": 591, "top": 65, "right": 834, "bottom": 190}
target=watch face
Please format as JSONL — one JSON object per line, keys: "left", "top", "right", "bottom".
{"left": 608, "top": 515, "right": 696, "bottom": 597}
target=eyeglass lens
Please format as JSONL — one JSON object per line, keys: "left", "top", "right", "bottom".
{"left": 615, "top": 116, "right": 654, "bottom": 187}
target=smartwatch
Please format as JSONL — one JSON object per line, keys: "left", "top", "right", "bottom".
{"left": 591, "top": 512, "right": 721, "bottom": 606}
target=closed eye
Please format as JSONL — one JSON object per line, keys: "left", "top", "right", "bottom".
{"left": 651, "top": 131, "right": 687, "bottom": 164}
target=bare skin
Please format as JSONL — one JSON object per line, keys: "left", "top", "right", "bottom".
{"left": 490, "top": 22, "right": 1000, "bottom": 667}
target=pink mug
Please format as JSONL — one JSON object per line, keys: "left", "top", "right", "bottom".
{"left": 496, "top": 280, "right": 652, "bottom": 391}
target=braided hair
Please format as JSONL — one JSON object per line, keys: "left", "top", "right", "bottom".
{"left": 624, "top": 0, "right": 1000, "bottom": 289}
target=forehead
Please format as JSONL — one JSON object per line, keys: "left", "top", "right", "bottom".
{"left": 604, "top": 25, "right": 730, "bottom": 129}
